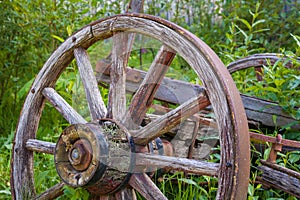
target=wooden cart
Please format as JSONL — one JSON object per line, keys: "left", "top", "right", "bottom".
{"left": 10, "top": 1, "right": 299, "bottom": 199}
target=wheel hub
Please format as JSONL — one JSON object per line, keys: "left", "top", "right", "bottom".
{"left": 54, "top": 120, "right": 134, "bottom": 195}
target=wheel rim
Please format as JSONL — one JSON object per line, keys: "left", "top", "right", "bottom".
{"left": 11, "top": 13, "right": 250, "bottom": 200}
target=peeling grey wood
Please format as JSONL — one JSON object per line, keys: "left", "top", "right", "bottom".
{"left": 74, "top": 47, "right": 107, "bottom": 120}
{"left": 26, "top": 139, "right": 55, "bottom": 154}
{"left": 241, "top": 94, "right": 300, "bottom": 129}
{"left": 227, "top": 53, "right": 300, "bottom": 73}
{"left": 42, "top": 87, "right": 86, "bottom": 124}
{"left": 125, "top": 45, "right": 176, "bottom": 128}
{"left": 258, "top": 160, "right": 300, "bottom": 198}
{"left": 132, "top": 93, "right": 210, "bottom": 145}
{"left": 129, "top": 173, "right": 167, "bottom": 200}
{"left": 135, "top": 153, "right": 219, "bottom": 176}
{"left": 35, "top": 182, "right": 65, "bottom": 200}
{"left": 171, "top": 120, "right": 197, "bottom": 158}
{"left": 108, "top": 32, "right": 131, "bottom": 120}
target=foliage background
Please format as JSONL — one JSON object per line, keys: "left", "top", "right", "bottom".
{"left": 0, "top": 0, "right": 299, "bottom": 199}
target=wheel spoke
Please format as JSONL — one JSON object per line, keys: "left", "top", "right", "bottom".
{"left": 26, "top": 139, "right": 55, "bottom": 154}
{"left": 35, "top": 182, "right": 65, "bottom": 200}
{"left": 129, "top": 173, "right": 167, "bottom": 200}
{"left": 132, "top": 91, "right": 210, "bottom": 145}
{"left": 107, "top": 32, "right": 134, "bottom": 121}
{"left": 114, "top": 188, "right": 137, "bottom": 200}
{"left": 42, "top": 87, "right": 86, "bottom": 124}
{"left": 74, "top": 47, "right": 107, "bottom": 120}
{"left": 135, "top": 153, "right": 219, "bottom": 176}
{"left": 125, "top": 45, "right": 176, "bottom": 129}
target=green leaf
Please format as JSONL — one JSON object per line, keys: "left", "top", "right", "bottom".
{"left": 252, "top": 19, "right": 265, "bottom": 28}
{"left": 274, "top": 79, "right": 285, "bottom": 87}
{"left": 290, "top": 33, "right": 300, "bottom": 47}
{"left": 289, "top": 78, "right": 300, "bottom": 90}
{"left": 238, "top": 18, "right": 252, "bottom": 30}
{"left": 51, "top": 34, "right": 65, "bottom": 42}
{"left": 288, "top": 151, "right": 300, "bottom": 163}
{"left": 17, "top": 78, "right": 34, "bottom": 100}
{"left": 235, "top": 25, "right": 248, "bottom": 39}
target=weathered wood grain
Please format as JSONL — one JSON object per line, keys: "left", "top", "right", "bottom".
{"left": 125, "top": 45, "right": 176, "bottom": 128}
{"left": 107, "top": 32, "right": 131, "bottom": 120}
{"left": 96, "top": 67, "right": 204, "bottom": 104}
{"left": 114, "top": 188, "right": 137, "bottom": 200}
{"left": 26, "top": 139, "right": 55, "bottom": 154}
{"left": 129, "top": 173, "right": 167, "bottom": 200}
{"left": 74, "top": 47, "right": 107, "bottom": 120}
{"left": 35, "top": 182, "right": 65, "bottom": 200}
{"left": 132, "top": 93, "right": 210, "bottom": 145}
{"left": 42, "top": 87, "right": 86, "bottom": 124}
{"left": 227, "top": 53, "right": 300, "bottom": 73}
{"left": 241, "top": 94, "right": 300, "bottom": 129}
{"left": 136, "top": 153, "right": 219, "bottom": 176}
{"left": 258, "top": 160, "right": 300, "bottom": 198}
{"left": 127, "top": 0, "right": 144, "bottom": 13}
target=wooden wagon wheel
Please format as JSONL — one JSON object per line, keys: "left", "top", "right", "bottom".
{"left": 227, "top": 53, "right": 300, "bottom": 81}
{"left": 11, "top": 14, "right": 250, "bottom": 200}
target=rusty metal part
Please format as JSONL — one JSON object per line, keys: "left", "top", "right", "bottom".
{"left": 266, "top": 134, "right": 283, "bottom": 163}
{"left": 254, "top": 66, "right": 263, "bottom": 81}
{"left": 68, "top": 139, "right": 93, "bottom": 171}
{"left": 250, "top": 132, "right": 300, "bottom": 149}
{"left": 55, "top": 123, "right": 108, "bottom": 188}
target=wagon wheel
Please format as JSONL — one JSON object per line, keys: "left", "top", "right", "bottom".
{"left": 11, "top": 14, "right": 250, "bottom": 200}
{"left": 227, "top": 53, "right": 300, "bottom": 81}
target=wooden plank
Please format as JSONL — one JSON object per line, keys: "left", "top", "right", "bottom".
{"left": 132, "top": 93, "right": 210, "bottom": 145}
{"left": 258, "top": 160, "right": 300, "bottom": 198}
{"left": 74, "top": 47, "right": 107, "bottom": 120}
{"left": 96, "top": 66, "right": 205, "bottom": 105}
{"left": 129, "top": 173, "right": 167, "bottom": 200}
{"left": 42, "top": 87, "right": 86, "bottom": 124}
{"left": 96, "top": 67, "right": 300, "bottom": 130}
{"left": 125, "top": 45, "right": 176, "bottom": 128}
{"left": 241, "top": 94, "right": 300, "bottom": 129}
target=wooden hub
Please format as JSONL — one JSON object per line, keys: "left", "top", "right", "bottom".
{"left": 54, "top": 120, "right": 135, "bottom": 195}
